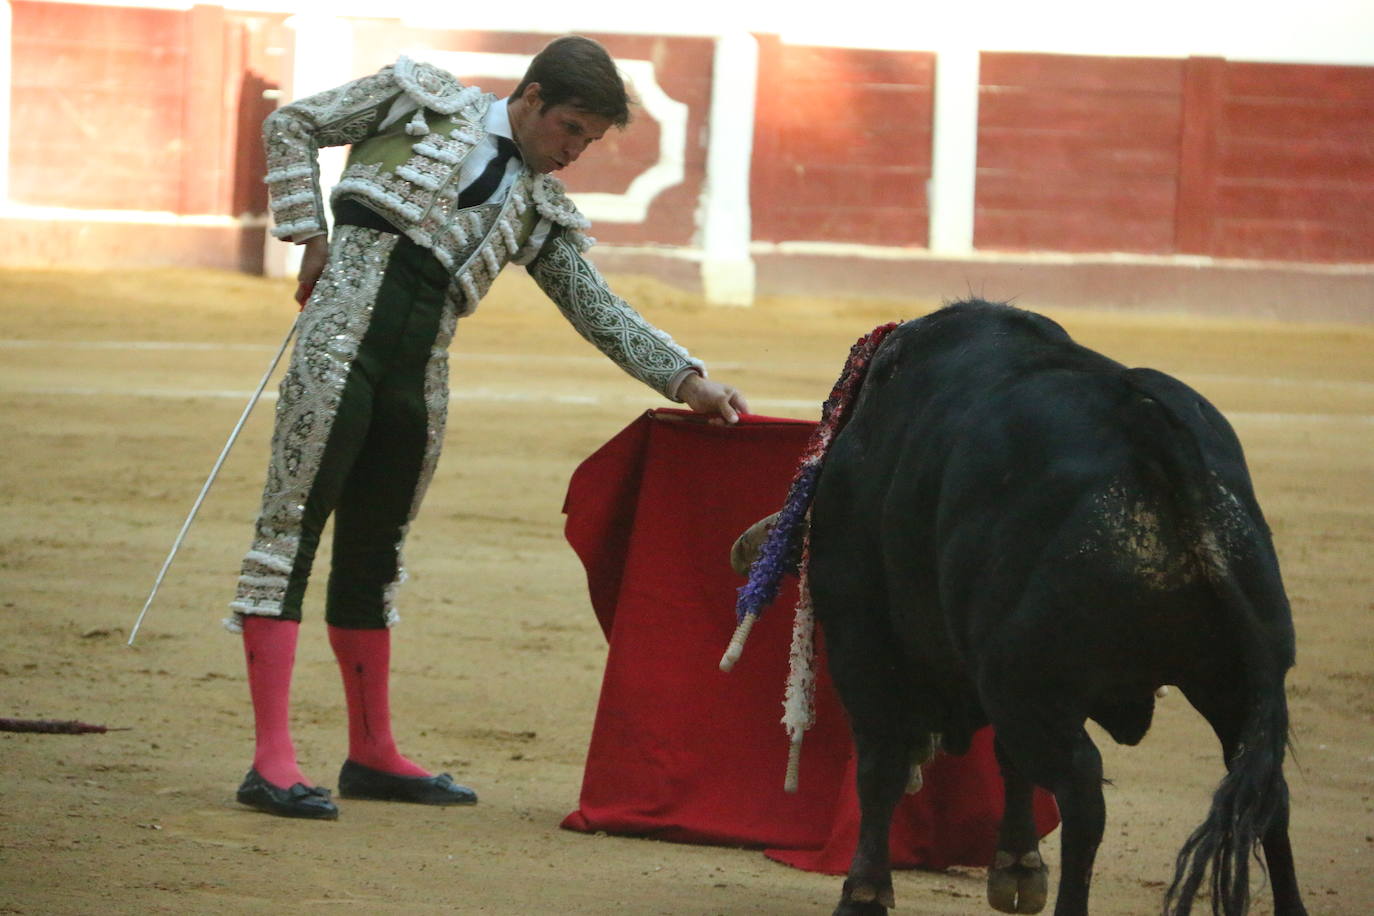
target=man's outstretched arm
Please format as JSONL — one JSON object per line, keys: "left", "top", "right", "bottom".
{"left": 528, "top": 232, "right": 747, "bottom": 423}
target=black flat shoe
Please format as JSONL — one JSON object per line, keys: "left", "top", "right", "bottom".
{"left": 236, "top": 768, "right": 339, "bottom": 820}
{"left": 337, "top": 759, "right": 477, "bottom": 806}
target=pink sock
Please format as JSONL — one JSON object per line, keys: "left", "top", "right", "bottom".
{"left": 242, "top": 616, "right": 311, "bottom": 789}
{"left": 328, "top": 625, "right": 430, "bottom": 778}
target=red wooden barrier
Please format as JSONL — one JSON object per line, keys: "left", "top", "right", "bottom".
{"left": 751, "top": 37, "right": 934, "bottom": 247}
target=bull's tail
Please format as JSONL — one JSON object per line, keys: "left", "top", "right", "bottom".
{"left": 1163, "top": 657, "right": 1291, "bottom": 915}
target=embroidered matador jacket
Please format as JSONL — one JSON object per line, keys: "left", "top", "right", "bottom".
{"left": 263, "top": 55, "right": 703, "bottom": 398}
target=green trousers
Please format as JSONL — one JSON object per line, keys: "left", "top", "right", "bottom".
{"left": 232, "top": 226, "right": 453, "bottom": 629}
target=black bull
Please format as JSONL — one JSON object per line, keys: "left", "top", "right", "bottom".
{"left": 806, "top": 302, "right": 1304, "bottom": 915}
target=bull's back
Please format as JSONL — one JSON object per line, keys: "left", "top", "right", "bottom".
{"left": 810, "top": 305, "right": 1138, "bottom": 738}
{"left": 814, "top": 302, "right": 1137, "bottom": 589}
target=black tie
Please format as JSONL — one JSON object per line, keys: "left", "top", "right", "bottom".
{"left": 458, "top": 136, "right": 518, "bottom": 209}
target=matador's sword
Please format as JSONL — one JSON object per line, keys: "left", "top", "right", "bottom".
{"left": 127, "top": 318, "right": 299, "bottom": 646}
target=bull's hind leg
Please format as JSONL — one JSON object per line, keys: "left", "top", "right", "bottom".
{"left": 811, "top": 568, "right": 914, "bottom": 914}
{"left": 984, "top": 690, "right": 1106, "bottom": 916}
{"left": 1258, "top": 797, "right": 1307, "bottom": 916}
{"left": 988, "top": 736, "right": 1051, "bottom": 914}
{"left": 1048, "top": 731, "right": 1106, "bottom": 916}
{"left": 1180, "top": 681, "right": 1307, "bottom": 916}
{"left": 825, "top": 659, "right": 918, "bottom": 915}
{"left": 834, "top": 728, "right": 915, "bottom": 915}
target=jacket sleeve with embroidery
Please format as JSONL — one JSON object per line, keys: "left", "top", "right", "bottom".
{"left": 527, "top": 229, "right": 704, "bottom": 400}
{"left": 262, "top": 68, "right": 404, "bottom": 241}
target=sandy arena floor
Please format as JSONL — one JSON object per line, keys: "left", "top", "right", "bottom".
{"left": 1, "top": 266, "right": 1371, "bottom": 915}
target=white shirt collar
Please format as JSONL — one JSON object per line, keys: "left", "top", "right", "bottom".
{"left": 485, "top": 97, "right": 515, "bottom": 144}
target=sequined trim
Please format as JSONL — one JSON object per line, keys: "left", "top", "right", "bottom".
{"left": 263, "top": 66, "right": 405, "bottom": 239}
{"left": 333, "top": 166, "right": 428, "bottom": 229}
{"left": 393, "top": 56, "right": 485, "bottom": 115}
{"left": 227, "top": 227, "right": 398, "bottom": 630}
{"left": 531, "top": 174, "right": 592, "bottom": 250}
{"left": 528, "top": 235, "right": 702, "bottom": 397}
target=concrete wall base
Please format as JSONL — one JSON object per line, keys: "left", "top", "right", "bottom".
{"left": 1, "top": 218, "right": 266, "bottom": 274}
{"left": 594, "top": 246, "right": 1373, "bottom": 324}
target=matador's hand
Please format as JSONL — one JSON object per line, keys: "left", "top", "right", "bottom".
{"left": 294, "top": 235, "right": 330, "bottom": 308}
{"left": 678, "top": 373, "right": 749, "bottom": 425}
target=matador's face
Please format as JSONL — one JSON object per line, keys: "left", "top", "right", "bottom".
{"left": 509, "top": 83, "right": 613, "bottom": 175}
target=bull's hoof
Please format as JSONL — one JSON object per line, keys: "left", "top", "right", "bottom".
{"left": 729, "top": 512, "right": 779, "bottom": 576}
{"left": 987, "top": 850, "right": 1049, "bottom": 914}
{"left": 833, "top": 877, "right": 895, "bottom": 915}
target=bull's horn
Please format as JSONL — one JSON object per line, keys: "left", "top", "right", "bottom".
{"left": 729, "top": 511, "right": 781, "bottom": 576}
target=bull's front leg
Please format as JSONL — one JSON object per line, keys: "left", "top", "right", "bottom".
{"left": 835, "top": 732, "right": 912, "bottom": 915}
{"left": 988, "top": 736, "right": 1050, "bottom": 914}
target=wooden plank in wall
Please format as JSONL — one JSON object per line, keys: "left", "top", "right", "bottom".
{"left": 750, "top": 36, "right": 934, "bottom": 247}
{"left": 1225, "top": 61, "right": 1374, "bottom": 102}
{"left": 1219, "top": 138, "right": 1374, "bottom": 183}
{"left": 181, "top": 4, "right": 228, "bottom": 215}
{"left": 980, "top": 52, "right": 1180, "bottom": 93}
{"left": 1210, "top": 61, "right": 1374, "bottom": 262}
{"left": 975, "top": 52, "right": 1185, "bottom": 254}
{"left": 1175, "top": 57, "right": 1225, "bottom": 254}
{"left": 8, "top": 1, "right": 188, "bottom": 211}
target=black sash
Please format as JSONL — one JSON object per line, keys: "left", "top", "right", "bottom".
{"left": 333, "top": 198, "right": 401, "bottom": 234}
